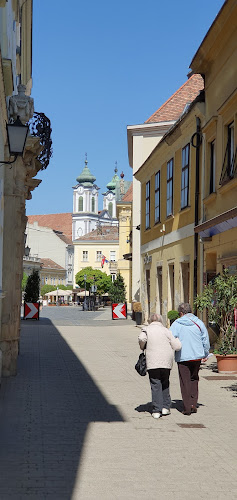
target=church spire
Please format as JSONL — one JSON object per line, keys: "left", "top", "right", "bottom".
{"left": 76, "top": 154, "right": 96, "bottom": 186}
{"left": 106, "top": 161, "right": 120, "bottom": 191}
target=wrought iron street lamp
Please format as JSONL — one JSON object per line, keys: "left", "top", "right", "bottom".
{"left": 0, "top": 117, "right": 29, "bottom": 165}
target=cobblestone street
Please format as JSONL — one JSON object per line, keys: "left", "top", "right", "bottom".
{"left": 0, "top": 306, "right": 236, "bottom": 499}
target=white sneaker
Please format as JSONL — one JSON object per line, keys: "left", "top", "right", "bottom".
{"left": 162, "top": 408, "right": 171, "bottom": 416}
{"left": 152, "top": 412, "right": 161, "bottom": 419}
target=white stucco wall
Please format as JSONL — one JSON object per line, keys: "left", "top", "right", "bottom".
{"left": 26, "top": 222, "right": 67, "bottom": 268}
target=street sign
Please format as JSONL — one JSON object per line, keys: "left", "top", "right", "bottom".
{"left": 112, "top": 303, "right": 127, "bottom": 320}
{"left": 91, "top": 285, "right": 97, "bottom": 292}
{"left": 24, "top": 302, "right": 39, "bottom": 320}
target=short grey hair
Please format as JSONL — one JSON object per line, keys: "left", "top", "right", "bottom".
{"left": 149, "top": 313, "right": 164, "bottom": 324}
{"left": 178, "top": 303, "right": 192, "bottom": 315}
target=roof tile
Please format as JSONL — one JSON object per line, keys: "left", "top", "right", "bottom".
{"left": 40, "top": 258, "right": 65, "bottom": 270}
{"left": 76, "top": 225, "right": 119, "bottom": 241}
{"left": 27, "top": 213, "right": 72, "bottom": 240}
{"left": 122, "top": 183, "right": 133, "bottom": 202}
{"left": 145, "top": 74, "right": 204, "bottom": 123}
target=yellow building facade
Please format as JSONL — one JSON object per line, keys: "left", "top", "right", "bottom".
{"left": 191, "top": 0, "right": 237, "bottom": 280}
{"left": 116, "top": 199, "right": 132, "bottom": 306}
{"left": 135, "top": 97, "right": 205, "bottom": 323}
{"left": 73, "top": 226, "right": 119, "bottom": 286}
{"left": 134, "top": 0, "right": 237, "bottom": 324}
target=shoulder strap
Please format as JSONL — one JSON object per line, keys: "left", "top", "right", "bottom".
{"left": 190, "top": 319, "right": 201, "bottom": 331}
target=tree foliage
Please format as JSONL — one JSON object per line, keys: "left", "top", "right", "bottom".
{"left": 22, "top": 272, "right": 28, "bottom": 291}
{"left": 24, "top": 270, "right": 40, "bottom": 303}
{"left": 194, "top": 269, "right": 237, "bottom": 354}
{"left": 109, "top": 272, "right": 126, "bottom": 303}
{"left": 75, "top": 267, "right": 112, "bottom": 295}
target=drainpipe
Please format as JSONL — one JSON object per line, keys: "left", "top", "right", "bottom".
{"left": 192, "top": 117, "right": 201, "bottom": 310}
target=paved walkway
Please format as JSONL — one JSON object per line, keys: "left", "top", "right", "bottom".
{"left": 0, "top": 307, "right": 236, "bottom": 499}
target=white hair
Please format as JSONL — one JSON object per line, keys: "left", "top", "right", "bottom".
{"left": 149, "top": 313, "right": 163, "bottom": 325}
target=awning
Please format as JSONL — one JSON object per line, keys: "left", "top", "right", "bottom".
{"left": 45, "top": 289, "right": 72, "bottom": 297}
{"left": 194, "top": 207, "right": 237, "bottom": 238}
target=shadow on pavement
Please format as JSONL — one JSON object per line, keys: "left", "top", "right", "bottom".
{"left": 221, "top": 383, "right": 237, "bottom": 397}
{"left": 0, "top": 320, "right": 123, "bottom": 499}
{"left": 135, "top": 402, "right": 152, "bottom": 414}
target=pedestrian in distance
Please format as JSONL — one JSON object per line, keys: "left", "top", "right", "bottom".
{"left": 138, "top": 313, "right": 182, "bottom": 419}
{"left": 170, "top": 303, "right": 210, "bottom": 415}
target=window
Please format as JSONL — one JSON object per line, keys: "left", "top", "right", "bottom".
{"left": 96, "top": 250, "right": 102, "bottom": 261}
{"left": 54, "top": 277, "right": 56, "bottom": 285}
{"left": 92, "top": 197, "right": 95, "bottom": 212}
{"left": 155, "top": 172, "right": 160, "bottom": 223}
{"left": 79, "top": 196, "right": 83, "bottom": 211}
{"left": 51, "top": 277, "right": 53, "bottom": 284}
{"left": 83, "top": 251, "right": 88, "bottom": 261}
{"left": 111, "top": 273, "right": 116, "bottom": 282}
{"left": 220, "top": 121, "right": 236, "bottom": 184}
{"left": 209, "top": 140, "right": 216, "bottom": 194}
{"left": 167, "top": 159, "right": 173, "bottom": 216}
{"left": 108, "top": 202, "right": 113, "bottom": 217}
{"left": 110, "top": 250, "right": 116, "bottom": 262}
{"left": 41, "top": 277, "right": 44, "bottom": 285}
{"left": 227, "top": 122, "right": 234, "bottom": 176}
{"left": 145, "top": 181, "right": 150, "bottom": 229}
{"left": 45, "top": 277, "right": 48, "bottom": 284}
{"left": 181, "top": 144, "right": 190, "bottom": 209}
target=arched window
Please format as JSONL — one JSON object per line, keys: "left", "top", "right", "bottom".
{"left": 78, "top": 196, "right": 83, "bottom": 211}
{"left": 92, "top": 197, "right": 95, "bottom": 212}
{"left": 108, "top": 202, "right": 113, "bottom": 217}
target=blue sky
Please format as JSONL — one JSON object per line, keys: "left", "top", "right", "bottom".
{"left": 26, "top": 0, "right": 224, "bottom": 215}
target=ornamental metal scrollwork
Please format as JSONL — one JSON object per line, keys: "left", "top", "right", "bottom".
{"left": 28, "top": 112, "right": 53, "bottom": 170}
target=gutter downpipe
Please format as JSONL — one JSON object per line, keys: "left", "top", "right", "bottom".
{"left": 193, "top": 116, "right": 201, "bottom": 311}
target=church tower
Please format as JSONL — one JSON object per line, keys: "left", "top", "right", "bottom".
{"left": 102, "top": 163, "right": 119, "bottom": 218}
{"left": 72, "top": 155, "right": 100, "bottom": 240}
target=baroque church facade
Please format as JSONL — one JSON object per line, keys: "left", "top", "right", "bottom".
{"left": 72, "top": 157, "right": 131, "bottom": 242}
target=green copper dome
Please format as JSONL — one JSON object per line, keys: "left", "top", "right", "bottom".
{"left": 106, "top": 164, "right": 119, "bottom": 191}
{"left": 76, "top": 157, "right": 96, "bottom": 187}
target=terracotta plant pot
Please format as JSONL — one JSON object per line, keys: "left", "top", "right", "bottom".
{"left": 215, "top": 354, "right": 237, "bottom": 374}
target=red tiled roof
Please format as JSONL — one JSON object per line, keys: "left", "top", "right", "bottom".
{"left": 27, "top": 213, "right": 72, "bottom": 240}
{"left": 76, "top": 226, "right": 119, "bottom": 241}
{"left": 145, "top": 74, "right": 204, "bottom": 124}
{"left": 40, "top": 258, "right": 65, "bottom": 270}
{"left": 122, "top": 183, "right": 133, "bottom": 202}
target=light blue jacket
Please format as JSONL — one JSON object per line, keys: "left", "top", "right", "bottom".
{"left": 170, "top": 313, "right": 210, "bottom": 362}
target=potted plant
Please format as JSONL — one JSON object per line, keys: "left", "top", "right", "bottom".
{"left": 195, "top": 269, "right": 237, "bottom": 373}
{"left": 133, "top": 302, "right": 143, "bottom": 326}
{"left": 167, "top": 310, "right": 179, "bottom": 325}
{"left": 24, "top": 270, "right": 40, "bottom": 320}
{"left": 109, "top": 273, "right": 127, "bottom": 320}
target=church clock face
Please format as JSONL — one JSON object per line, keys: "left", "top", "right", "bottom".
{"left": 108, "top": 193, "right": 113, "bottom": 200}
{"left": 78, "top": 186, "right": 83, "bottom": 194}
{"left": 77, "top": 227, "right": 83, "bottom": 237}
{"left": 92, "top": 188, "right": 96, "bottom": 195}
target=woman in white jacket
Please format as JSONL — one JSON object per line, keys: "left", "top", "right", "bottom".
{"left": 138, "top": 313, "right": 181, "bottom": 419}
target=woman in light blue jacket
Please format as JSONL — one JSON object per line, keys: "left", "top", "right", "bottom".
{"left": 170, "top": 303, "right": 210, "bottom": 415}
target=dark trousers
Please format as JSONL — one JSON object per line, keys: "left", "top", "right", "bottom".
{"left": 148, "top": 368, "right": 171, "bottom": 413}
{"left": 178, "top": 360, "right": 201, "bottom": 413}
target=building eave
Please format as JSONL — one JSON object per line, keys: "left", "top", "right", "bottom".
{"left": 127, "top": 121, "right": 175, "bottom": 168}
